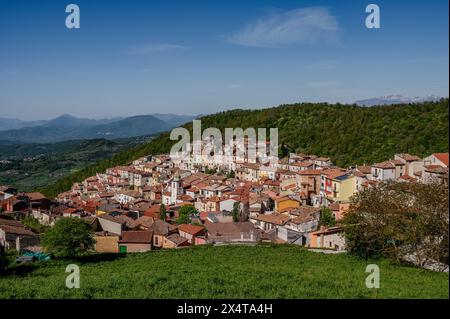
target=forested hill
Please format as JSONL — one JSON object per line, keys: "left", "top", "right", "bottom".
{"left": 41, "top": 99, "right": 449, "bottom": 198}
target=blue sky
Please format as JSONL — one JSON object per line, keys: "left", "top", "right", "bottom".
{"left": 0, "top": 0, "right": 448, "bottom": 120}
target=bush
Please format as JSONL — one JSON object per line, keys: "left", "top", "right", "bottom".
{"left": 42, "top": 218, "right": 95, "bottom": 258}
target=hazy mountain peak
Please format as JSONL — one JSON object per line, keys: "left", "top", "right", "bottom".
{"left": 355, "top": 94, "right": 442, "bottom": 107}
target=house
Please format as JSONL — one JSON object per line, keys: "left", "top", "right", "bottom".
{"left": 1, "top": 195, "right": 29, "bottom": 212}
{"left": 0, "top": 186, "right": 17, "bottom": 201}
{"left": 282, "top": 210, "right": 320, "bottom": 246}
{"left": 251, "top": 213, "right": 289, "bottom": 231}
{"left": 320, "top": 169, "right": 346, "bottom": 194}
{"left": 313, "top": 157, "right": 332, "bottom": 168}
{"left": 25, "top": 192, "right": 51, "bottom": 210}
{"left": 258, "top": 165, "right": 277, "bottom": 180}
{"left": 310, "top": 226, "right": 346, "bottom": 251}
{"left": 206, "top": 211, "right": 234, "bottom": 223}
{"left": 178, "top": 224, "right": 205, "bottom": 244}
{"left": 94, "top": 231, "right": 120, "bottom": 253}
{"left": 423, "top": 153, "right": 449, "bottom": 168}
{"left": 129, "top": 216, "right": 155, "bottom": 230}
{"left": 329, "top": 202, "right": 350, "bottom": 221}
{"left": 274, "top": 196, "right": 300, "bottom": 213}
{"left": 162, "top": 233, "right": 190, "bottom": 248}
{"left": 150, "top": 220, "right": 178, "bottom": 248}
{"left": 394, "top": 153, "right": 423, "bottom": 176}
{"left": 285, "top": 206, "right": 321, "bottom": 233}
{"left": 371, "top": 160, "right": 405, "bottom": 181}
{"left": 288, "top": 161, "right": 315, "bottom": 172}
{"left": 421, "top": 165, "right": 449, "bottom": 185}
{"left": 0, "top": 219, "right": 40, "bottom": 251}
{"left": 96, "top": 203, "right": 121, "bottom": 216}
{"left": 118, "top": 231, "right": 153, "bottom": 253}
{"left": 351, "top": 167, "right": 370, "bottom": 192}
{"left": 219, "top": 198, "right": 239, "bottom": 212}
{"left": 97, "top": 214, "right": 126, "bottom": 235}
{"left": 114, "top": 190, "right": 140, "bottom": 204}
{"left": 205, "top": 221, "right": 259, "bottom": 244}
{"left": 329, "top": 174, "right": 356, "bottom": 202}
{"left": 296, "top": 170, "right": 321, "bottom": 198}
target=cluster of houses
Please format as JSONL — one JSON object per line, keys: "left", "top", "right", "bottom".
{"left": 0, "top": 151, "right": 448, "bottom": 255}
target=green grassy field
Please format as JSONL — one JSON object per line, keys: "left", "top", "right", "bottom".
{"left": 0, "top": 245, "right": 448, "bottom": 299}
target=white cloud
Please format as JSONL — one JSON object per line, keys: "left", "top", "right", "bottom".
{"left": 130, "top": 44, "right": 185, "bottom": 55}
{"left": 226, "top": 7, "right": 339, "bottom": 48}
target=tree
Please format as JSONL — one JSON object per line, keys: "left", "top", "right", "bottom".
{"left": 42, "top": 218, "right": 95, "bottom": 258}
{"left": 232, "top": 202, "right": 241, "bottom": 222}
{"left": 176, "top": 205, "right": 198, "bottom": 224}
{"left": 319, "top": 207, "right": 336, "bottom": 227}
{"left": 22, "top": 216, "right": 50, "bottom": 234}
{"left": 176, "top": 214, "right": 191, "bottom": 225}
{"left": 226, "top": 170, "right": 236, "bottom": 178}
{"left": 231, "top": 201, "right": 249, "bottom": 222}
{"left": 159, "top": 204, "right": 167, "bottom": 221}
{"left": 178, "top": 205, "right": 198, "bottom": 216}
{"left": 342, "top": 181, "right": 449, "bottom": 269}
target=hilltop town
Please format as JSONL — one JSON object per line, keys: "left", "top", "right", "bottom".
{"left": 1, "top": 147, "right": 448, "bottom": 255}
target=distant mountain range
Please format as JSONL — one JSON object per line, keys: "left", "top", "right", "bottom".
{"left": 355, "top": 95, "right": 443, "bottom": 107}
{"left": 0, "top": 113, "right": 198, "bottom": 143}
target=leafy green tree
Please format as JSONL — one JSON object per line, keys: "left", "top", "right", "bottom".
{"left": 205, "top": 167, "right": 217, "bottom": 175}
{"left": 159, "top": 204, "right": 167, "bottom": 220}
{"left": 342, "top": 181, "right": 449, "bottom": 268}
{"left": 232, "top": 202, "right": 241, "bottom": 222}
{"left": 178, "top": 205, "right": 198, "bottom": 216}
{"left": 176, "top": 205, "right": 198, "bottom": 224}
{"left": 176, "top": 214, "right": 191, "bottom": 225}
{"left": 319, "top": 207, "right": 336, "bottom": 227}
{"left": 22, "top": 216, "right": 50, "bottom": 234}
{"left": 42, "top": 218, "right": 95, "bottom": 258}
{"left": 226, "top": 170, "right": 236, "bottom": 178}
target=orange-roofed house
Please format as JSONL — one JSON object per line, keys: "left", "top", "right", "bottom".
{"left": 251, "top": 213, "right": 290, "bottom": 232}
{"left": 274, "top": 196, "right": 300, "bottom": 213}
{"left": 310, "top": 226, "right": 346, "bottom": 251}
{"left": 424, "top": 153, "right": 449, "bottom": 168}
{"left": 178, "top": 224, "right": 205, "bottom": 244}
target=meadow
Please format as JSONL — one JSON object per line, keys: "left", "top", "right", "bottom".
{"left": 0, "top": 245, "right": 448, "bottom": 299}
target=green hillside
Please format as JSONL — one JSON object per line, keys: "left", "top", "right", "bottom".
{"left": 41, "top": 100, "right": 449, "bottom": 198}
{"left": 0, "top": 245, "right": 447, "bottom": 298}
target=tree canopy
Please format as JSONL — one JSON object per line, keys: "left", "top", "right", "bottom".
{"left": 42, "top": 218, "right": 95, "bottom": 258}
{"left": 342, "top": 181, "right": 449, "bottom": 269}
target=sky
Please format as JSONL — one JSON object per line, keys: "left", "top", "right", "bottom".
{"left": 0, "top": 0, "right": 448, "bottom": 120}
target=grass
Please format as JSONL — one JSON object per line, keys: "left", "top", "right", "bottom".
{"left": 0, "top": 245, "right": 448, "bottom": 299}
